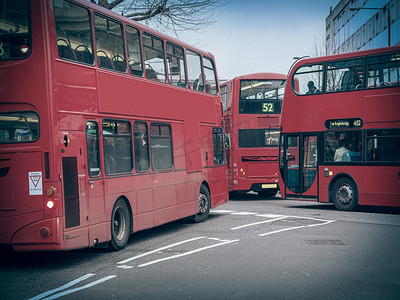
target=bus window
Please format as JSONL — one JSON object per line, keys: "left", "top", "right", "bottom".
{"left": 126, "top": 25, "right": 143, "bottom": 77}
{"left": 213, "top": 128, "right": 224, "bottom": 165}
{"left": 0, "top": 0, "right": 31, "bottom": 60}
{"left": 324, "top": 131, "right": 362, "bottom": 162}
{"left": 203, "top": 57, "right": 218, "bottom": 95}
{"left": 86, "top": 121, "right": 101, "bottom": 177}
{"left": 133, "top": 121, "right": 150, "bottom": 172}
{"left": 238, "top": 128, "right": 279, "bottom": 148}
{"left": 143, "top": 33, "right": 166, "bottom": 82}
{"left": 221, "top": 85, "right": 227, "bottom": 112}
{"left": 292, "top": 64, "right": 323, "bottom": 95}
{"left": 186, "top": 50, "right": 204, "bottom": 92}
{"left": 54, "top": 0, "right": 93, "bottom": 64}
{"left": 0, "top": 111, "right": 39, "bottom": 144}
{"left": 239, "top": 80, "right": 284, "bottom": 114}
{"left": 366, "top": 52, "right": 400, "bottom": 88}
{"left": 102, "top": 120, "right": 133, "bottom": 175}
{"left": 150, "top": 123, "right": 173, "bottom": 170}
{"left": 326, "top": 58, "right": 364, "bottom": 92}
{"left": 94, "top": 14, "right": 126, "bottom": 72}
{"left": 366, "top": 129, "right": 400, "bottom": 162}
{"left": 166, "top": 42, "right": 186, "bottom": 87}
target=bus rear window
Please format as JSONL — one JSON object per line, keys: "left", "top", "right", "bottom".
{"left": 0, "top": 111, "right": 39, "bottom": 143}
{"left": 0, "top": 0, "right": 31, "bottom": 60}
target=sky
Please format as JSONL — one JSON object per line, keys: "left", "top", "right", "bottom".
{"left": 178, "top": 0, "right": 340, "bottom": 80}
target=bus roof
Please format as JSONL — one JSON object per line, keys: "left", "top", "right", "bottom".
{"left": 290, "top": 45, "right": 400, "bottom": 76}
{"left": 222, "top": 72, "right": 286, "bottom": 84}
{"left": 72, "top": 0, "right": 215, "bottom": 60}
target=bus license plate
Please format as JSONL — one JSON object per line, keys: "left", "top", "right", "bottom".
{"left": 262, "top": 184, "right": 277, "bottom": 189}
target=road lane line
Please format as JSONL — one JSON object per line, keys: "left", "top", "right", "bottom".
{"left": 211, "top": 210, "right": 236, "bottom": 214}
{"left": 230, "top": 216, "right": 288, "bottom": 230}
{"left": 137, "top": 238, "right": 239, "bottom": 267}
{"left": 117, "top": 236, "right": 206, "bottom": 265}
{"left": 29, "top": 273, "right": 95, "bottom": 300}
{"left": 39, "top": 275, "right": 117, "bottom": 300}
{"left": 259, "top": 220, "right": 336, "bottom": 237}
{"left": 256, "top": 214, "right": 285, "bottom": 218}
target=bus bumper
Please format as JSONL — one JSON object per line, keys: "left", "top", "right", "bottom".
{"left": 11, "top": 218, "right": 63, "bottom": 252}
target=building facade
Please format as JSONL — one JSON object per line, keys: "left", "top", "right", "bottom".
{"left": 326, "top": 0, "right": 400, "bottom": 55}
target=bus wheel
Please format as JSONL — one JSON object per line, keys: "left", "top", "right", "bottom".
{"left": 332, "top": 178, "right": 358, "bottom": 211}
{"left": 193, "top": 185, "right": 211, "bottom": 223}
{"left": 109, "top": 198, "right": 131, "bottom": 251}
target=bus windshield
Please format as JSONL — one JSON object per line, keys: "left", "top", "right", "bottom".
{"left": 239, "top": 79, "right": 285, "bottom": 114}
{"left": 0, "top": 0, "right": 31, "bottom": 60}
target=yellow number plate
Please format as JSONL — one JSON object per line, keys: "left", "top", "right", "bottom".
{"left": 262, "top": 184, "right": 277, "bottom": 189}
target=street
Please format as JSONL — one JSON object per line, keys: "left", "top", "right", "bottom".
{"left": 1, "top": 194, "right": 400, "bottom": 300}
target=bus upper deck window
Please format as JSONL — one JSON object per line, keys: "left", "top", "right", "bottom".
{"left": 203, "top": 57, "right": 218, "bottom": 95}
{"left": 292, "top": 64, "right": 323, "bottom": 95}
{"left": 54, "top": 0, "right": 93, "bottom": 65}
{"left": 0, "top": 0, "right": 31, "bottom": 60}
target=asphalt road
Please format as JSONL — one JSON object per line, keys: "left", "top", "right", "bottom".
{"left": 1, "top": 193, "right": 400, "bottom": 300}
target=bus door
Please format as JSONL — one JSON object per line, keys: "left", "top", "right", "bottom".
{"left": 84, "top": 120, "right": 106, "bottom": 243}
{"left": 60, "top": 130, "right": 88, "bottom": 237}
{"left": 281, "top": 134, "right": 318, "bottom": 199}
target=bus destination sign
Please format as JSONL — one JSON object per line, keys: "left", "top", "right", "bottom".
{"left": 325, "top": 118, "right": 363, "bottom": 130}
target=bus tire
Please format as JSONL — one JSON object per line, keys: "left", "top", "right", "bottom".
{"left": 193, "top": 185, "right": 211, "bottom": 223}
{"left": 332, "top": 177, "right": 358, "bottom": 211}
{"left": 109, "top": 198, "right": 131, "bottom": 251}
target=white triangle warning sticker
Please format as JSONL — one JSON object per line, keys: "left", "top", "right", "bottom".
{"left": 30, "top": 175, "right": 41, "bottom": 187}
{"left": 29, "top": 171, "right": 42, "bottom": 195}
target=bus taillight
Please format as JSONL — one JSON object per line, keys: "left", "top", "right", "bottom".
{"left": 45, "top": 187, "right": 55, "bottom": 197}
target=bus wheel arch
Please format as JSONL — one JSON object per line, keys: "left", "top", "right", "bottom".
{"left": 192, "top": 182, "right": 211, "bottom": 223}
{"left": 108, "top": 196, "right": 132, "bottom": 251}
{"left": 329, "top": 174, "right": 358, "bottom": 211}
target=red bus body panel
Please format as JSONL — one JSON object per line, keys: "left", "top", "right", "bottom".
{"left": 223, "top": 73, "right": 285, "bottom": 194}
{"left": 280, "top": 45, "right": 400, "bottom": 209}
{"left": 0, "top": 0, "right": 228, "bottom": 251}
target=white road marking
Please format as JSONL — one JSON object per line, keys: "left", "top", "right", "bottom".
{"left": 29, "top": 274, "right": 116, "bottom": 300}
{"left": 259, "top": 219, "right": 336, "bottom": 237}
{"left": 117, "top": 236, "right": 205, "bottom": 265}
{"left": 211, "top": 209, "right": 236, "bottom": 214}
{"left": 137, "top": 238, "right": 239, "bottom": 268}
{"left": 230, "top": 212, "right": 259, "bottom": 216}
{"left": 231, "top": 216, "right": 288, "bottom": 230}
{"left": 29, "top": 210, "right": 336, "bottom": 299}
{"left": 256, "top": 214, "right": 285, "bottom": 218}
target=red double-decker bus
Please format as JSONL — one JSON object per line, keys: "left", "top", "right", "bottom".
{"left": 279, "top": 46, "right": 400, "bottom": 211}
{"left": 221, "top": 73, "right": 286, "bottom": 197}
{"left": 0, "top": 0, "right": 228, "bottom": 251}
